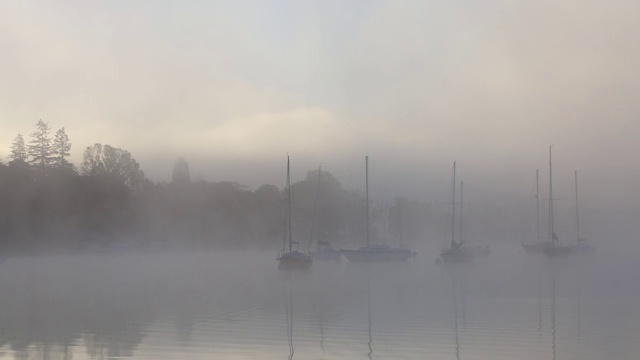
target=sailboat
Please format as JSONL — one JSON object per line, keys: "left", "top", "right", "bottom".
{"left": 569, "top": 171, "right": 596, "bottom": 254}
{"left": 440, "top": 162, "right": 474, "bottom": 263}
{"left": 277, "top": 156, "right": 313, "bottom": 269}
{"left": 308, "top": 167, "right": 342, "bottom": 261}
{"left": 459, "top": 181, "right": 490, "bottom": 258}
{"left": 522, "top": 169, "right": 548, "bottom": 254}
{"left": 341, "top": 156, "right": 413, "bottom": 262}
{"left": 543, "top": 147, "right": 571, "bottom": 258}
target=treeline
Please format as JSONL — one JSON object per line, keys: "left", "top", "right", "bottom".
{"left": 0, "top": 121, "right": 453, "bottom": 254}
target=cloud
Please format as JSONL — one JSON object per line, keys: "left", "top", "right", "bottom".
{"left": 0, "top": 0, "right": 639, "bottom": 204}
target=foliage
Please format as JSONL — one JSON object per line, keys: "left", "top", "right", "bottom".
{"left": 10, "top": 133, "right": 28, "bottom": 162}
{"left": 81, "top": 143, "right": 145, "bottom": 192}
{"left": 27, "top": 119, "right": 53, "bottom": 170}
{"left": 2, "top": 136, "right": 448, "bottom": 253}
{"left": 52, "top": 127, "right": 75, "bottom": 171}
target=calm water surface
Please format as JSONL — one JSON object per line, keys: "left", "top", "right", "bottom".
{"left": 0, "top": 246, "right": 639, "bottom": 359}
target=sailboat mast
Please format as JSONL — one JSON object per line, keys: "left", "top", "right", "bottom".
{"left": 451, "top": 161, "right": 456, "bottom": 249}
{"left": 282, "top": 157, "right": 288, "bottom": 254}
{"left": 575, "top": 170, "right": 581, "bottom": 243}
{"left": 536, "top": 169, "right": 540, "bottom": 242}
{"left": 309, "top": 166, "right": 322, "bottom": 248}
{"left": 549, "top": 146, "right": 555, "bottom": 246}
{"left": 397, "top": 197, "right": 404, "bottom": 248}
{"left": 459, "top": 181, "right": 464, "bottom": 245}
{"left": 288, "top": 156, "right": 292, "bottom": 253}
{"left": 366, "top": 156, "right": 370, "bottom": 246}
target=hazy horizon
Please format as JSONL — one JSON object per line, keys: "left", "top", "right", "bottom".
{"left": 2, "top": 1, "right": 639, "bottom": 252}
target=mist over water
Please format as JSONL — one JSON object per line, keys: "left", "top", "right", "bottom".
{"left": 2, "top": 1, "right": 640, "bottom": 359}
{"left": 1, "top": 246, "right": 639, "bottom": 360}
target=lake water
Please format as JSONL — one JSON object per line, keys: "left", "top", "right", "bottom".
{"left": 0, "top": 245, "right": 639, "bottom": 359}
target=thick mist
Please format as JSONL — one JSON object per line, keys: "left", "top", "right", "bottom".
{"left": 1, "top": 248, "right": 639, "bottom": 359}
{"left": 1, "top": 0, "right": 640, "bottom": 359}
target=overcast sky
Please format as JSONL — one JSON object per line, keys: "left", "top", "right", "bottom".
{"left": 1, "top": 0, "right": 639, "bottom": 214}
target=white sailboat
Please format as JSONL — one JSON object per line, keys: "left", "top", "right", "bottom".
{"left": 459, "top": 181, "right": 490, "bottom": 258}
{"left": 341, "top": 156, "right": 413, "bottom": 262}
{"left": 523, "top": 169, "right": 548, "bottom": 254}
{"left": 440, "top": 162, "right": 474, "bottom": 263}
{"left": 543, "top": 147, "right": 571, "bottom": 258}
{"left": 570, "top": 171, "right": 596, "bottom": 254}
{"left": 277, "top": 156, "right": 313, "bottom": 269}
{"left": 308, "top": 166, "right": 342, "bottom": 261}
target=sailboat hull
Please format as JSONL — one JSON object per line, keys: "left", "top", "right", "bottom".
{"left": 543, "top": 245, "right": 571, "bottom": 258}
{"left": 341, "top": 248, "right": 413, "bottom": 262}
{"left": 277, "top": 251, "right": 313, "bottom": 269}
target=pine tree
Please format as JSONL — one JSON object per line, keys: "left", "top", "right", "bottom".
{"left": 28, "top": 119, "right": 53, "bottom": 170}
{"left": 10, "top": 132, "right": 28, "bottom": 162}
{"left": 52, "top": 127, "right": 74, "bottom": 170}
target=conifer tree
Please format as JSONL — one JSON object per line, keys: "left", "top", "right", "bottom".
{"left": 10, "top": 132, "right": 28, "bottom": 162}
{"left": 27, "top": 119, "right": 53, "bottom": 170}
{"left": 52, "top": 127, "right": 74, "bottom": 170}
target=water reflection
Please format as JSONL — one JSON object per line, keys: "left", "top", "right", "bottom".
{"left": 443, "top": 264, "right": 471, "bottom": 360}
{"left": 550, "top": 260, "right": 557, "bottom": 360}
{"left": 0, "top": 255, "right": 156, "bottom": 360}
{"left": 0, "top": 250, "right": 639, "bottom": 359}
{"left": 284, "top": 271, "right": 295, "bottom": 360}
{"left": 367, "top": 274, "right": 373, "bottom": 360}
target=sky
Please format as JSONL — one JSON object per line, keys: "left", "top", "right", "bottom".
{"left": 1, "top": 0, "right": 639, "bottom": 215}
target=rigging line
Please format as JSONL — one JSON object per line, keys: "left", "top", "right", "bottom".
{"left": 307, "top": 166, "right": 322, "bottom": 250}
{"left": 443, "top": 164, "right": 454, "bottom": 249}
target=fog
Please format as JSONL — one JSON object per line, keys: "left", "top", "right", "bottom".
{"left": 2, "top": 1, "right": 639, "bottom": 255}
{"left": 1, "top": 249, "right": 640, "bottom": 359}
{"left": 1, "top": 0, "right": 640, "bottom": 358}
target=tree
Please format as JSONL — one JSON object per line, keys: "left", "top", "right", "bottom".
{"left": 28, "top": 119, "right": 53, "bottom": 170}
{"left": 10, "top": 133, "right": 28, "bottom": 162}
{"left": 171, "top": 157, "right": 191, "bottom": 184}
{"left": 81, "top": 143, "right": 145, "bottom": 191}
{"left": 52, "top": 127, "right": 75, "bottom": 171}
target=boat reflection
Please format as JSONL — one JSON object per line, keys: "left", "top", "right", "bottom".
{"left": 442, "top": 263, "right": 471, "bottom": 360}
